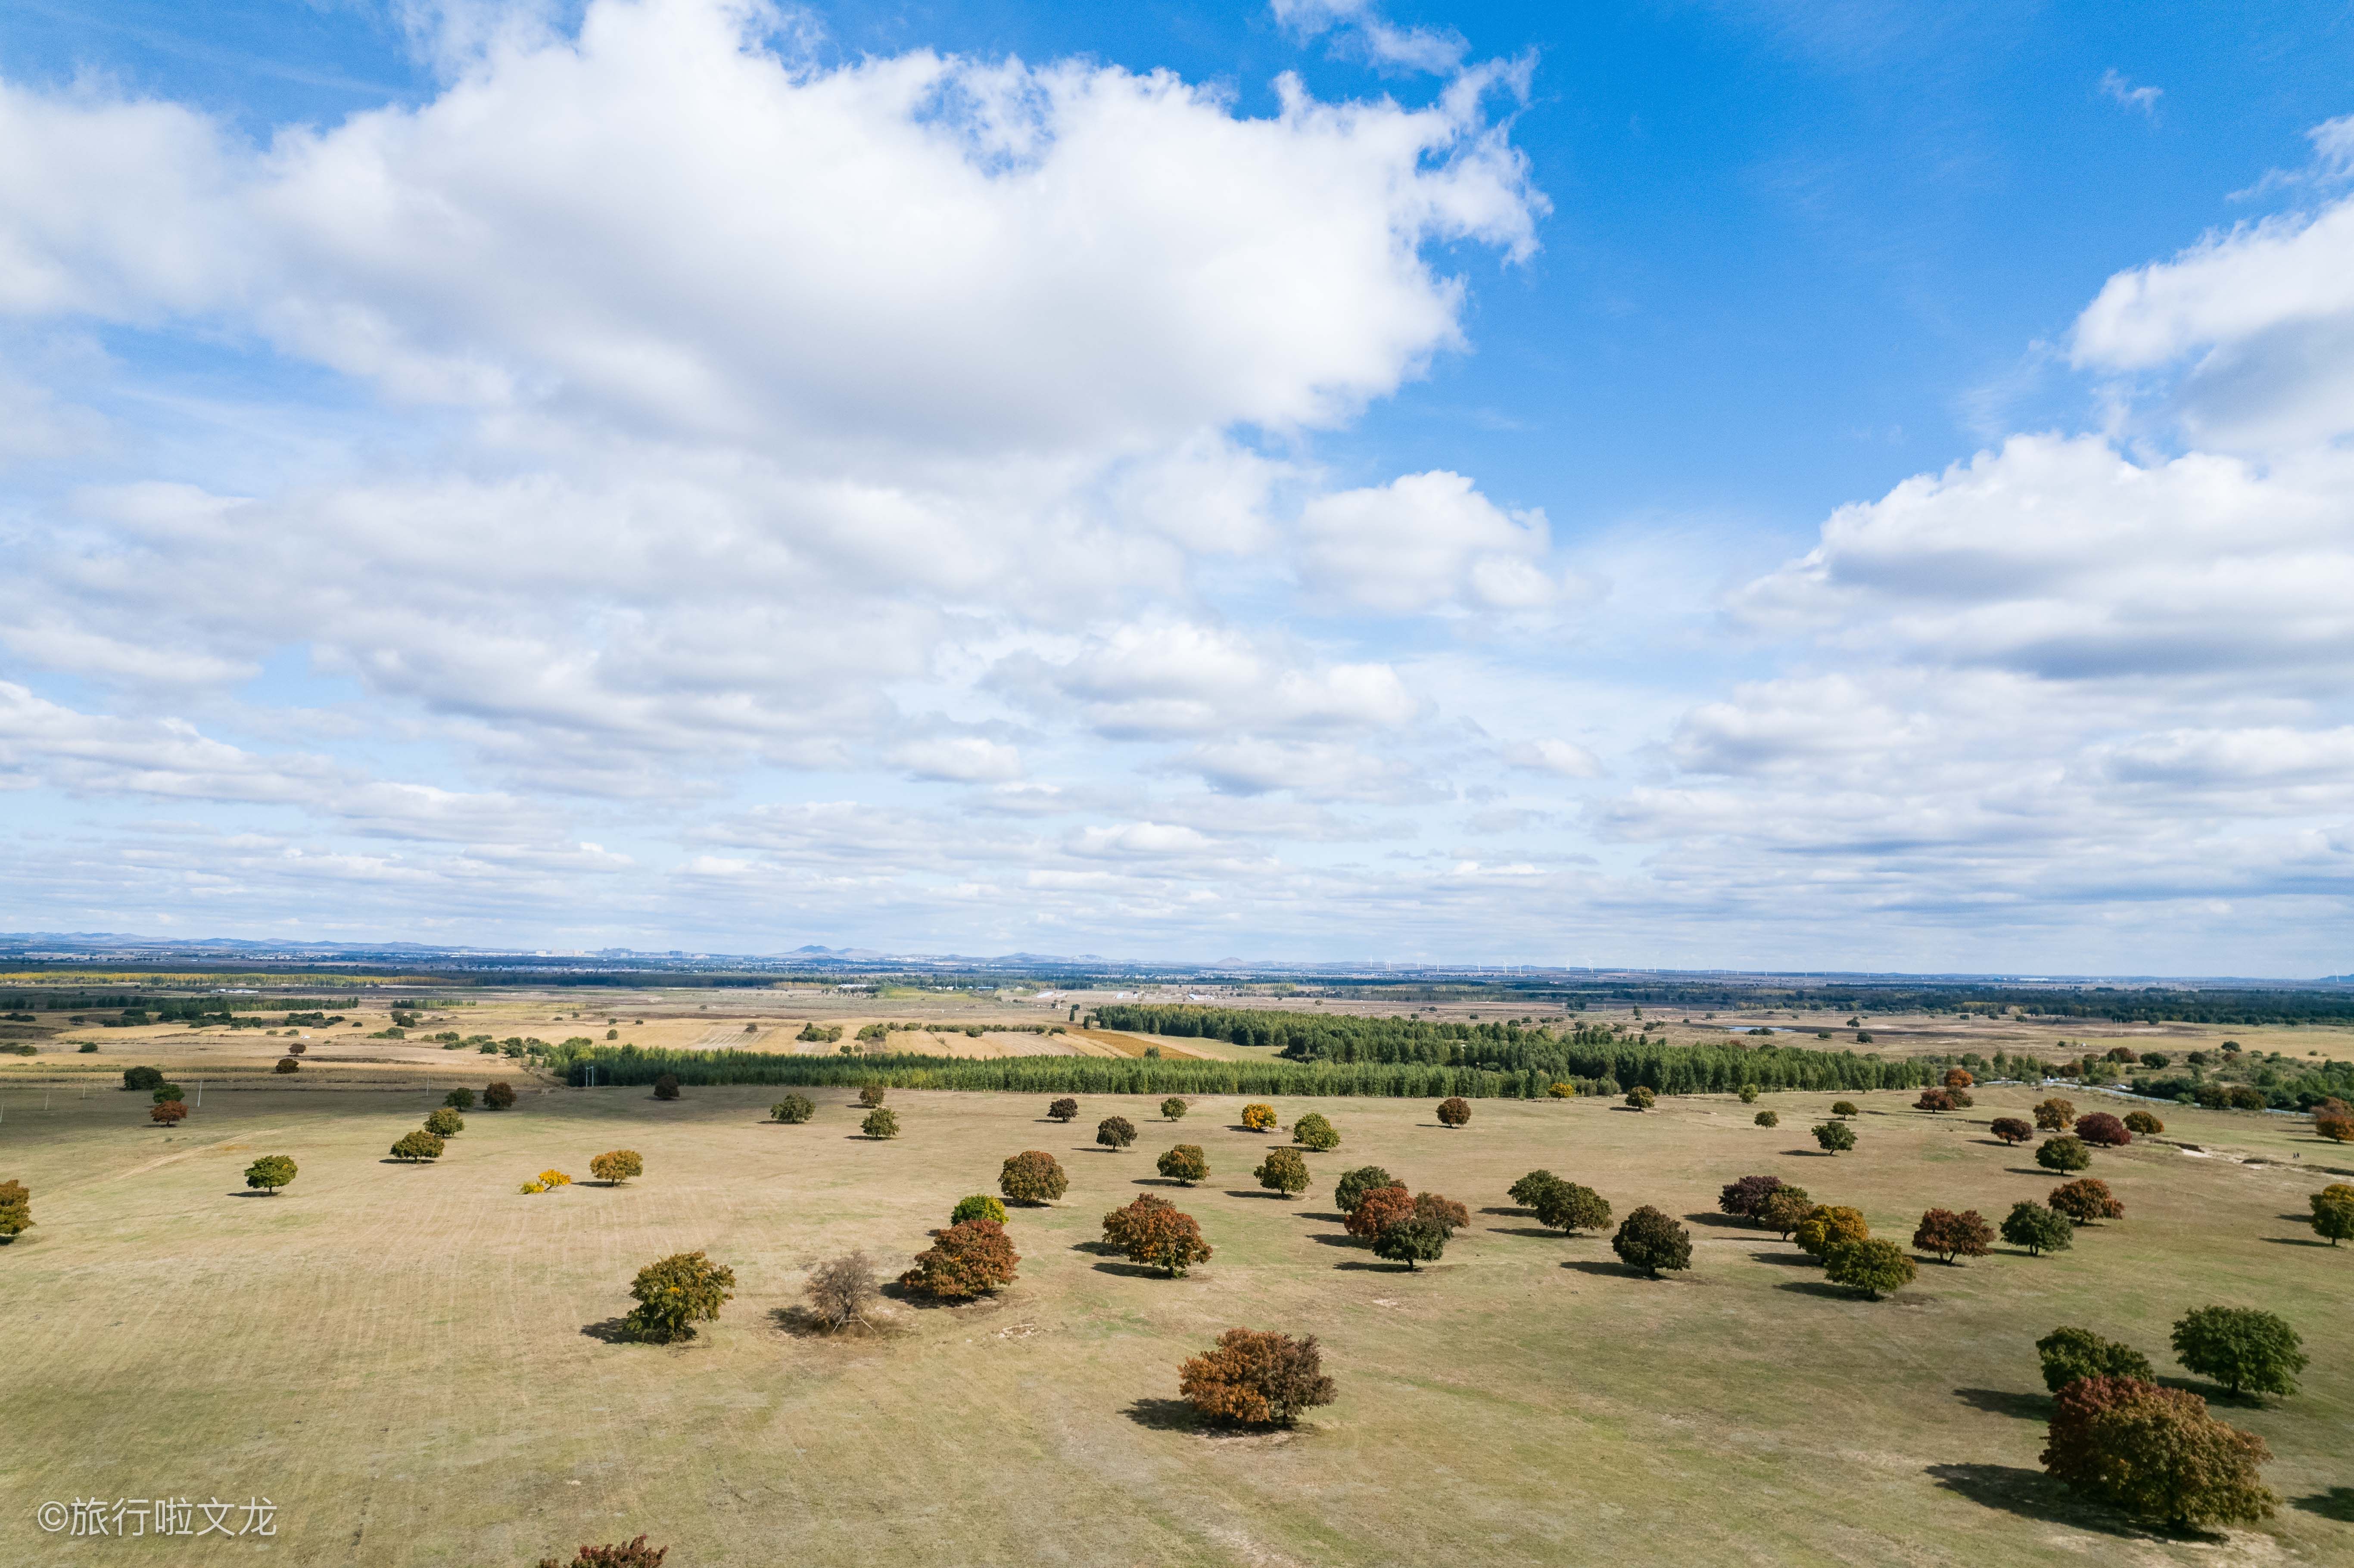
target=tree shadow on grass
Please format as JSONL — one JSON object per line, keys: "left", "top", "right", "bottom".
{"left": 579, "top": 1317, "right": 637, "bottom": 1344}
{"left": 1682, "top": 1212, "right": 1752, "bottom": 1229}
{"left": 1332, "top": 1259, "right": 1420, "bottom": 1272}
{"left": 1777, "top": 1279, "right": 1861, "bottom": 1300}
{"left": 1091, "top": 1261, "right": 1177, "bottom": 1279}
{"left": 1124, "top": 1397, "right": 1202, "bottom": 1433}
{"left": 769, "top": 1305, "right": 897, "bottom": 1340}
{"left": 1954, "top": 1387, "right": 2049, "bottom": 1421}
{"left": 1561, "top": 1259, "right": 1632, "bottom": 1277}
{"left": 2261, "top": 1235, "right": 2333, "bottom": 1248}
{"left": 1924, "top": 1464, "right": 2174, "bottom": 1540}
{"left": 1222, "top": 1190, "right": 1296, "bottom": 1201}
{"left": 1749, "top": 1250, "right": 1814, "bottom": 1266}
{"left": 1071, "top": 1239, "right": 1123, "bottom": 1256}
{"left": 1480, "top": 1205, "right": 1531, "bottom": 1217}
{"left": 226, "top": 1189, "right": 280, "bottom": 1198}
{"left": 2292, "top": 1487, "right": 2354, "bottom": 1523}
{"left": 1299, "top": 1210, "right": 1347, "bottom": 1224}
{"left": 1783, "top": 1148, "right": 1837, "bottom": 1157}
{"left": 1306, "top": 1233, "right": 1361, "bottom": 1248}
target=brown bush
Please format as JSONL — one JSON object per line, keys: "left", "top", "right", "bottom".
{"left": 483, "top": 1081, "right": 516, "bottom": 1110}
{"left": 2048, "top": 1177, "right": 2124, "bottom": 1224}
{"left": 1990, "top": 1117, "right": 2033, "bottom": 1144}
{"left": 1914, "top": 1088, "right": 1954, "bottom": 1112}
{"left": 999, "top": 1150, "right": 1068, "bottom": 1204}
{"left": 1943, "top": 1067, "right": 1974, "bottom": 1089}
{"left": 1435, "top": 1096, "right": 1471, "bottom": 1127}
{"left": 536, "top": 1535, "right": 668, "bottom": 1568}
{"left": 2314, "top": 1112, "right": 2353, "bottom": 1143}
{"left": 1912, "top": 1207, "right": 1993, "bottom": 1264}
{"left": 651, "top": 1074, "right": 680, "bottom": 1101}
{"left": 2041, "top": 1375, "right": 2275, "bottom": 1527}
{"left": 1412, "top": 1192, "right": 1469, "bottom": 1236}
{"left": 2074, "top": 1112, "right": 2132, "bottom": 1147}
{"left": 1101, "top": 1193, "right": 1175, "bottom": 1252}
{"left": 273, "top": 1057, "right": 300, "bottom": 1074}
{"left": 1105, "top": 1197, "right": 1212, "bottom": 1276}
{"left": 899, "top": 1218, "right": 1020, "bottom": 1299}
{"left": 2034, "top": 1097, "right": 2076, "bottom": 1131}
{"left": 1177, "top": 1328, "right": 1335, "bottom": 1426}
{"left": 2122, "top": 1109, "right": 2162, "bottom": 1135}
{"left": 151, "top": 1100, "right": 188, "bottom": 1126}
{"left": 858, "top": 1085, "right": 887, "bottom": 1108}
{"left": 1343, "top": 1185, "right": 1414, "bottom": 1241}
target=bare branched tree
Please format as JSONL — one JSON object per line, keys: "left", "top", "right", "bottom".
{"left": 804, "top": 1251, "right": 880, "bottom": 1334}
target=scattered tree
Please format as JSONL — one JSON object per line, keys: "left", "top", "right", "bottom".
{"left": 1989, "top": 1117, "right": 2033, "bottom": 1145}
{"left": 536, "top": 1169, "right": 573, "bottom": 1189}
{"left": 1738, "top": 1084, "right": 1760, "bottom": 1104}
{"left": 1436, "top": 1095, "right": 1473, "bottom": 1127}
{"left": 1623, "top": 1087, "right": 1656, "bottom": 1112}
{"left": 652, "top": 1074, "right": 680, "bottom": 1101}
{"left": 2316, "top": 1111, "right": 2354, "bottom": 1143}
{"left": 1943, "top": 1067, "right": 1974, "bottom": 1089}
{"left": 535, "top": 1533, "right": 669, "bottom": 1568}
{"left": 1102, "top": 1193, "right": 1175, "bottom": 1251}
{"left": 899, "top": 1219, "right": 1020, "bottom": 1299}
{"left": 770, "top": 1094, "right": 815, "bottom": 1124}
{"left": 1160, "top": 1097, "right": 1187, "bottom": 1121}
{"left": 1047, "top": 1097, "right": 1079, "bottom": 1123}
{"left": 2001, "top": 1200, "right": 2074, "bottom": 1256}
{"left": 1096, "top": 1115, "right": 1137, "bottom": 1151}
{"left": 862, "top": 1108, "right": 900, "bottom": 1141}
{"left": 1345, "top": 1185, "right": 1415, "bottom": 1241}
{"left": 482, "top": 1081, "right": 516, "bottom": 1111}
{"left": 1947, "top": 1088, "right": 1974, "bottom": 1108}
{"left": 1812, "top": 1120, "right": 1856, "bottom": 1154}
{"left": 1830, "top": 1101, "right": 1859, "bottom": 1118}
{"left": 151, "top": 1101, "right": 188, "bottom": 1126}
{"left": 1758, "top": 1185, "right": 1815, "bottom": 1240}
{"left": 803, "top": 1251, "right": 879, "bottom": 1333}
{"left": 121, "top": 1066, "right": 164, "bottom": 1092}
{"left": 1374, "top": 1216, "right": 1449, "bottom": 1269}
{"left": 1912, "top": 1207, "right": 1992, "bottom": 1263}
{"left": 390, "top": 1129, "right": 444, "bottom": 1162}
{"left": 1824, "top": 1238, "right": 1915, "bottom": 1299}
{"left": 2122, "top": 1110, "right": 2164, "bottom": 1136}
{"left": 0, "top": 1178, "right": 34, "bottom": 1238}
{"left": 2074, "top": 1112, "right": 2132, "bottom": 1147}
{"left": 590, "top": 1149, "right": 644, "bottom": 1186}
{"left": 1794, "top": 1205, "right": 1868, "bottom": 1259}
{"left": 2036, "top": 1325, "right": 2153, "bottom": 1391}
{"left": 2036, "top": 1135, "right": 2090, "bottom": 1173}
{"left": 1343, "top": 1166, "right": 1403, "bottom": 1213}
{"left": 243, "top": 1155, "right": 298, "bottom": 1194}
{"left": 1000, "top": 1150, "right": 1069, "bottom": 1205}
{"left": 2047, "top": 1177, "right": 2123, "bottom": 1225}
{"left": 1915, "top": 1088, "right": 1955, "bottom": 1112}
{"left": 2034, "top": 1097, "right": 2076, "bottom": 1132}
{"left": 1413, "top": 1191, "right": 1470, "bottom": 1236}
{"left": 1290, "top": 1112, "right": 1339, "bottom": 1151}
{"left": 1240, "top": 1103, "right": 1278, "bottom": 1132}
{"left": 425, "top": 1108, "right": 465, "bottom": 1136}
{"left": 1177, "top": 1328, "right": 1335, "bottom": 1426}
{"left": 1718, "top": 1174, "right": 1784, "bottom": 1223}
{"left": 2170, "top": 1307, "right": 2307, "bottom": 1400}
{"left": 445, "top": 1088, "right": 476, "bottom": 1110}
{"left": 951, "top": 1193, "right": 1008, "bottom": 1226}
{"left": 1754, "top": 1110, "right": 1779, "bottom": 1127}
{"left": 858, "top": 1085, "right": 887, "bottom": 1108}
{"left": 273, "top": 1056, "right": 301, "bottom": 1075}
{"left": 1255, "top": 1148, "right": 1310, "bottom": 1198}
{"left": 623, "top": 1251, "right": 735, "bottom": 1343}
{"left": 1156, "top": 1144, "right": 1209, "bottom": 1185}
{"left": 1612, "top": 1206, "right": 1692, "bottom": 1278}
{"left": 1534, "top": 1181, "right": 1612, "bottom": 1235}
{"left": 2040, "top": 1375, "right": 2276, "bottom": 1527}
{"left": 1106, "top": 1196, "right": 1214, "bottom": 1276}
{"left": 2310, "top": 1188, "right": 2354, "bottom": 1246}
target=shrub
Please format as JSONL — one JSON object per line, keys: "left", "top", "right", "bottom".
{"left": 1758, "top": 1185, "right": 1814, "bottom": 1240}
{"left": 1612, "top": 1206, "right": 1692, "bottom": 1278}
{"left": 1824, "top": 1238, "right": 1915, "bottom": 1299}
{"left": 537, "top": 1168, "right": 573, "bottom": 1188}
{"left": 1108, "top": 1197, "right": 1214, "bottom": 1276}
{"left": 2074, "top": 1112, "right": 2131, "bottom": 1147}
{"left": 1623, "top": 1087, "right": 1656, "bottom": 1112}
{"left": 2034, "top": 1097, "right": 2075, "bottom": 1131}
{"left": 1290, "top": 1112, "right": 1339, "bottom": 1151}
{"left": 2036, "top": 1326, "right": 2154, "bottom": 1391}
{"left": 590, "top": 1149, "right": 644, "bottom": 1185}
{"left": 1094, "top": 1115, "right": 1137, "bottom": 1151}
{"left": 2036, "top": 1135, "right": 2090, "bottom": 1173}
{"left": 1718, "top": 1174, "right": 1784, "bottom": 1223}
{"left": 1342, "top": 1166, "right": 1402, "bottom": 1213}
{"left": 951, "top": 1193, "right": 1008, "bottom": 1227}
{"left": 623, "top": 1251, "right": 735, "bottom": 1343}
{"left": 2310, "top": 1111, "right": 2352, "bottom": 1143}
{"left": 1102, "top": 1192, "right": 1174, "bottom": 1251}
{"left": 1754, "top": 1110, "right": 1779, "bottom": 1127}
{"left": 861, "top": 1108, "right": 899, "bottom": 1140}
{"left": 1989, "top": 1117, "right": 2033, "bottom": 1145}
{"left": 424, "top": 1108, "right": 464, "bottom": 1136}
{"left": 899, "top": 1218, "right": 1020, "bottom": 1299}
{"left": 1831, "top": 1100, "right": 1859, "bottom": 1118}
{"left": 2047, "top": 1177, "right": 2122, "bottom": 1225}
{"left": 1912, "top": 1207, "right": 1993, "bottom": 1264}
{"left": 1943, "top": 1067, "right": 1974, "bottom": 1089}
{"left": 803, "top": 1251, "right": 879, "bottom": 1333}
{"left": 274, "top": 1056, "right": 301, "bottom": 1074}
{"left": 1374, "top": 1216, "right": 1449, "bottom": 1269}
{"left": 151, "top": 1101, "right": 188, "bottom": 1126}
{"left": 1546, "top": 1082, "right": 1576, "bottom": 1098}
{"left": 243, "top": 1155, "right": 297, "bottom": 1194}
{"left": 1794, "top": 1204, "right": 1868, "bottom": 1259}
{"left": 390, "top": 1129, "right": 443, "bottom": 1162}
{"left": 2122, "top": 1110, "right": 2163, "bottom": 1136}
{"left": 2001, "top": 1200, "right": 2073, "bottom": 1256}
{"left": 652, "top": 1074, "right": 680, "bottom": 1101}
{"left": 1915, "top": 1088, "right": 1954, "bottom": 1112}
{"left": 2040, "top": 1376, "right": 2276, "bottom": 1527}
{"left": 2312, "top": 1189, "right": 2354, "bottom": 1246}
{"left": 2170, "top": 1307, "right": 2307, "bottom": 1399}
{"left": 1436, "top": 1095, "right": 1473, "bottom": 1126}
{"left": 153, "top": 1083, "right": 184, "bottom": 1104}
{"left": 1160, "top": 1097, "right": 1187, "bottom": 1121}
{"left": 1812, "top": 1120, "right": 1856, "bottom": 1154}
{"left": 477, "top": 1081, "right": 514, "bottom": 1112}
{"left": 1413, "top": 1192, "right": 1470, "bottom": 1236}
{"left": 1345, "top": 1185, "right": 1414, "bottom": 1241}
{"left": 1047, "top": 1097, "right": 1079, "bottom": 1122}
{"left": 122, "top": 1066, "right": 165, "bottom": 1092}
{"left": 1947, "top": 1088, "right": 1974, "bottom": 1108}
{"left": 0, "top": 1179, "right": 34, "bottom": 1238}
{"left": 858, "top": 1085, "right": 887, "bottom": 1108}
{"left": 1240, "top": 1102, "right": 1277, "bottom": 1132}
{"left": 444, "top": 1088, "right": 476, "bottom": 1110}
{"left": 1254, "top": 1148, "right": 1310, "bottom": 1198}
{"left": 1534, "top": 1181, "right": 1612, "bottom": 1235}
{"left": 1738, "top": 1084, "right": 1759, "bottom": 1104}
{"left": 1156, "top": 1144, "right": 1209, "bottom": 1185}
{"left": 1000, "top": 1150, "right": 1068, "bottom": 1205}
{"left": 1177, "top": 1328, "right": 1335, "bottom": 1426}
{"left": 535, "top": 1534, "right": 669, "bottom": 1568}
{"left": 770, "top": 1094, "right": 815, "bottom": 1124}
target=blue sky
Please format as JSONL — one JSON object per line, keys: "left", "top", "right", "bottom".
{"left": 3, "top": 0, "right": 2352, "bottom": 971}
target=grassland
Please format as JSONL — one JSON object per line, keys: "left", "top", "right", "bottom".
{"left": 0, "top": 1077, "right": 2348, "bottom": 1567}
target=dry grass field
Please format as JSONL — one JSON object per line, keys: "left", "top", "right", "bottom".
{"left": 1, "top": 1075, "right": 2349, "bottom": 1567}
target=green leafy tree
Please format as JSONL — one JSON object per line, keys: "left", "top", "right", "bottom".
{"left": 1342, "top": 1166, "right": 1401, "bottom": 1213}
{"left": 2040, "top": 1376, "right": 2276, "bottom": 1527}
{"left": 898, "top": 1219, "right": 1020, "bottom": 1299}
{"left": 1436, "top": 1096, "right": 1473, "bottom": 1126}
{"left": 858, "top": 1085, "right": 887, "bottom": 1108}
{"left": 2123, "top": 1110, "right": 2164, "bottom": 1135}
{"left": 153, "top": 1083, "right": 185, "bottom": 1104}
{"left": 2002, "top": 1200, "right": 2073, "bottom": 1256}
{"left": 2311, "top": 1190, "right": 2354, "bottom": 1246}
{"left": 1290, "top": 1112, "right": 1339, "bottom": 1151}
{"left": 2036, "top": 1136, "right": 2091, "bottom": 1173}
{"left": 1737, "top": 1084, "right": 1759, "bottom": 1104}
{"left": 1623, "top": 1087, "right": 1656, "bottom": 1112}
{"left": 1794, "top": 1205, "right": 1868, "bottom": 1259}
{"left": 1534, "top": 1181, "right": 1611, "bottom": 1235}
{"left": 483, "top": 1082, "right": 516, "bottom": 1111}
{"left": 1374, "top": 1215, "right": 1448, "bottom": 1269}
{"left": 390, "top": 1129, "right": 443, "bottom": 1162}
{"left": 1758, "top": 1185, "right": 1814, "bottom": 1240}
{"left": 122, "top": 1066, "right": 164, "bottom": 1092}
{"left": 0, "top": 1179, "right": 34, "bottom": 1238}
{"left": 2034, "top": 1097, "right": 2076, "bottom": 1131}
{"left": 951, "top": 1193, "right": 1007, "bottom": 1226}
{"left": 1611, "top": 1205, "right": 1692, "bottom": 1278}
{"left": 590, "top": 1149, "right": 643, "bottom": 1185}
{"left": 1754, "top": 1110, "right": 1779, "bottom": 1127}
{"left": 623, "top": 1251, "right": 735, "bottom": 1343}
{"left": 1413, "top": 1192, "right": 1469, "bottom": 1236}
{"left": 2170, "top": 1307, "right": 2307, "bottom": 1399}
{"left": 1824, "top": 1238, "right": 1915, "bottom": 1299}
{"left": 1159, "top": 1097, "right": 1187, "bottom": 1121}
{"left": 1095, "top": 1115, "right": 1137, "bottom": 1151}
{"left": 1047, "top": 1097, "right": 1079, "bottom": 1123}
{"left": 1254, "top": 1148, "right": 1310, "bottom": 1198}
{"left": 1812, "top": 1120, "right": 1856, "bottom": 1154}
{"left": 1000, "top": 1150, "right": 1068, "bottom": 1205}
{"left": 1911, "top": 1207, "right": 1992, "bottom": 1264}
{"left": 444, "top": 1088, "right": 476, "bottom": 1110}
{"left": 243, "top": 1155, "right": 297, "bottom": 1194}
{"left": 861, "top": 1108, "right": 899, "bottom": 1140}
{"left": 770, "top": 1094, "right": 815, "bottom": 1124}
{"left": 1830, "top": 1101, "right": 1859, "bottom": 1118}
{"left": 1178, "top": 1328, "right": 1335, "bottom": 1426}
{"left": 2047, "top": 1178, "right": 2123, "bottom": 1225}
{"left": 1156, "top": 1144, "right": 1209, "bottom": 1185}
{"left": 2036, "top": 1326, "right": 2154, "bottom": 1391}
{"left": 424, "top": 1108, "right": 465, "bottom": 1136}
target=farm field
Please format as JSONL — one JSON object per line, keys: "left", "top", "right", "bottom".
{"left": 2, "top": 1080, "right": 2348, "bottom": 1566}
